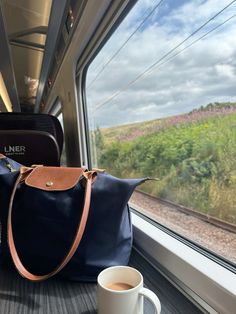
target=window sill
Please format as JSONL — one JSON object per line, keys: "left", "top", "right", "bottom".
{"left": 131, "top": 212, "right": 236, "bottom": 314}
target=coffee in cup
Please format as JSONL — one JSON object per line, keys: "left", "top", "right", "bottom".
{"left": 97, "top": 266, "right": 161, "bottom": 314}
{"left": 105, "top": 282, "right": 134, "bottom": 291}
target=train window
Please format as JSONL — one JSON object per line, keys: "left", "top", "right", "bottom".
{"left": 85, "top": 0, "right": 236, "bottom": 267}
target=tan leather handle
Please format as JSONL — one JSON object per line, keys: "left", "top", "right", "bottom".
{"left": 7, "top": 167, "right": 95, "bottom": 282}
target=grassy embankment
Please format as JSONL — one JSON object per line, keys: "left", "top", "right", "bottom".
{"left": 95, "top": 103, "right": 236, "bottom": 224}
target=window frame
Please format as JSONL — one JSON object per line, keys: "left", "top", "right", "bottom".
{"left": 131, "top": 210, "right": 236, "bottom": 314}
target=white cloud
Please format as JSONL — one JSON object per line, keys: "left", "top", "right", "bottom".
{"left": 215, "top": 64, "right": 235, "bottom": 78}
{"left": 86, "top": 0, "right": 236, "bottom": 128}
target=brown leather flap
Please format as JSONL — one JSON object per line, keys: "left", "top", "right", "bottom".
{"left": 25, "top": 166, "right": 85, "bottom": 191}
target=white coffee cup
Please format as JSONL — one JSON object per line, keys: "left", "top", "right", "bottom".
{"left": 97, "top": 266, "right": 161, "bottom": 314}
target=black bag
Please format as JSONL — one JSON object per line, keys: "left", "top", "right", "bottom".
{"left": 0, "top": 154, "right": 146, "bottom": 282}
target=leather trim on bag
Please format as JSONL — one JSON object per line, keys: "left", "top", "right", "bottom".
{"left": 25, "top": 166, "right": 85, "bottom": 191}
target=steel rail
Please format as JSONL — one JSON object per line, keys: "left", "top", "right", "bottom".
{"left": 134, "top": 190, "right": 236, "bottom": 234}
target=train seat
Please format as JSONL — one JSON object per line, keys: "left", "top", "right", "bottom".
{"left": 0, "top": 113, "right": 63, "bottom": 166}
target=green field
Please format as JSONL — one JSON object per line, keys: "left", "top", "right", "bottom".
{"left": 93, "top": 102, "right": 236, "bottom": 224}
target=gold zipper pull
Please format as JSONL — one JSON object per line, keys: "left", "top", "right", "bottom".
{"left": 2, "top": 158, "right": 16, "bottom": 172}
{"left": 7, "top": 163, "right": 16, "bottom": 172}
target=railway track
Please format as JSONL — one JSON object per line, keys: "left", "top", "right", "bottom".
{"left": 133, "top": 190, "right": 236, "bottom": 234}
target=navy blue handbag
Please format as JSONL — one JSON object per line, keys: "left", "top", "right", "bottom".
{"left": 0, "top": 154, "right": 146, "bottom": 282}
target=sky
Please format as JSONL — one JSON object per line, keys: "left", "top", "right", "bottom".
{"left": 86, "top": 0, "right": 236, "bottom": 128}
